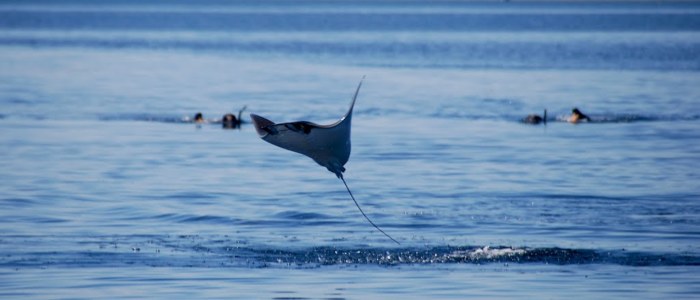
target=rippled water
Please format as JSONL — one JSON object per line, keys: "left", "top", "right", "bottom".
{"left": 1, "top": 1, "right": 700, "bottom": 299}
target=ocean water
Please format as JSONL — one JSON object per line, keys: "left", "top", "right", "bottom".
{"left": 1, "top": 0, "right": 700, "bottom": 299}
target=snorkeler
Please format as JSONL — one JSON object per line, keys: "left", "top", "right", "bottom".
{"left": 523, "top": 109, "right": 547, "bottom": 125}
{"left": 194, "top": 112, "right": 205, "bottom": 123}
{"left": 222, "top": 105, "right": 247, "bottom": 129}
{"left": 222, "top": 113, "right": 239, "bottom": 129}
{"left": 568, "top": 107, "right": 591, "bottom": 123}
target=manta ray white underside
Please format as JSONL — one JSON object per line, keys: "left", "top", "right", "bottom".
{"left": 250, "top": 80, "right": 360, "bottom": 179}
{"left": 250, "top": 79, "right": 400, "bottom": 245}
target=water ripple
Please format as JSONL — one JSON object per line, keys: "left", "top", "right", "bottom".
{"left": 1, "top": 235, "right": 698, "bottom": 268}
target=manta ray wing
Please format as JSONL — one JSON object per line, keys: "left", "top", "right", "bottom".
{"left": 250, "top": 79, "right": 361, "bottom": 177}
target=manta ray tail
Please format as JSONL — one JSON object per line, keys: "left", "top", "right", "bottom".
{"left": 340, "top": 175, "right": 400, "bottom": 245}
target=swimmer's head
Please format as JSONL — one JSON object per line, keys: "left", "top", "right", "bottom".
{"left": 194, "top": 112, "right": 204, "bottom": 123}
{"left": 222, "top": 113, "right": 239, "bottom": 129}
{"left": 523, "top": 109, "right": 547, "bottom": 125}
{"left": 523, "top": 114, "right": 543, "bottom": 124}
{"left": 568, "top": 107, "right": 590, "bottom": 123}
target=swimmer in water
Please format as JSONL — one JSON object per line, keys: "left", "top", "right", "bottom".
{"left": 194, "top": 112, "right": 205, "bottom": 124}
{"left": 221, "top": 105, "right": 247, "bottom": 129}
{"left": 568, "top": 107, "right": 591, "bottom": 123}
{"left": 523, "top": 109, "right": 547, "bottom": 125}
{"left": 222, "top": 113, "right": 239, "bottom": 129}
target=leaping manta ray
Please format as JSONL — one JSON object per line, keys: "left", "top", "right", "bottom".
{"left": 250, "top": 78, "right": 400, "bottom": 245}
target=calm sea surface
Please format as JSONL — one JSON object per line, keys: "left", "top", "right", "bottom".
{"left": 1, "top": 1, "right": 700, "bottom": 299}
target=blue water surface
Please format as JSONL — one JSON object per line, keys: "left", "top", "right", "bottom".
{"left": 1, "top": 1, "right": 699, "bottom": 299}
